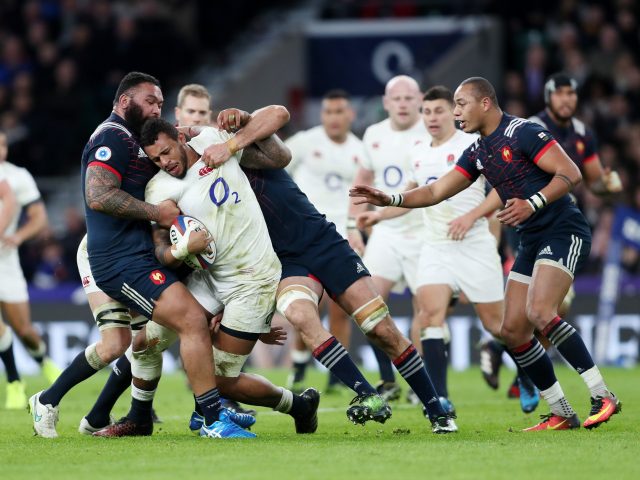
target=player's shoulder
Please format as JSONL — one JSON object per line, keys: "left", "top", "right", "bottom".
{"left": 528, "top": 111, "right": 549, "bottom": 129}
{"left": 89, "top": 118, "right": 135, "bottom": 145}
{"left": 3, "top": 161, "right": 35, "bottom": 182}
{"left": 570, "top": 117, "right": 590, "bottom": 137}
{"left": 501, "top": 114, "right": 546, "bottom": 139}
{"left": 188, "top": 126, "right": 229, "bottom": 155}
{"left": 145, "top": 169, "right": 181, "bottom": 201}
{"left": 453, "top": 130, "right": 479, "bottom": 148}
{"left": 363, "top": 118, "right": 391, "bottom": 138}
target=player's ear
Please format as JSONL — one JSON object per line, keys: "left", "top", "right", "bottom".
{"left": 177, "top": 131, "right": 187, "bottom": 144}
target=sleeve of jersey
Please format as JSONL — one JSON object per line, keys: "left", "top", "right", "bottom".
{"left": 454, "top": 147, "right": 480, "bottom": 182}
{"left": 583, "top": 128, "right": 599, "bottom": 164}
{"left": 188, "top": 127, "right": 245, "bottom": 160}
{"left": 86, "top": 130, "right": 131, "bottom": 181}
{"left": 284, "top": 132, "right": 307, "bottom": 175}
{"left": 517, "top": 122, "right": 558, "bottom": 164}
{"left": 359, "top": 129, "right": 375, "bottom": 171}
{"left": 16, "top": 168, "right": 42, "bottom": 206}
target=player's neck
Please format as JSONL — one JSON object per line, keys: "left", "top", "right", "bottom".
{"left": 186, "top": 145, "right": 200, "bottom": 168}
{"left": 389, "top": 117, "right": 419, "bottom": 132}
{"left": 480, "top": 109, "right": 503, "bottom": 137}
{"left": 327, "top": 131, "right": 348, "bottom": 144}
{"left": 431, "top": 127, "right": 456, "bottom": 147}
{"left": 546, "top": 108, "right": 571, "bottom": 128}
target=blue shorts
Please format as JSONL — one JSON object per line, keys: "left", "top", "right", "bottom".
{"left": 510, "top": 209, "right": 591, "bottom": 282}
{"left": 280, "top": 224, "right": 370, "bottom": 298}
{"left": 92, "top": 252, "right": 178, "bottom": 319}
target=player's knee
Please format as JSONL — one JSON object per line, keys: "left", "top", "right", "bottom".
{"left": 525, "top": 301, "right": 552, "bottom": 330}
{"left": 499, "top": 323, "right": 525, "bottom": 347}
{"left": 131, "top": 344, "right": 163, "bottom": 382}
{"left": 213, "top": 346, "right": 248, "bottom": 379}
{"left": 352, "top": 295, "right": 389, "bottom": 335}
{"left": 366, "top": 317, "right": 403, "bottom": 352}
{"left": 276, "top": 285, "right": 319, "bottom": 327}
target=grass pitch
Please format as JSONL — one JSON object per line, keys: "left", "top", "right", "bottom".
{"left": 1, "top": 366, "right": 637, "bottom": 480}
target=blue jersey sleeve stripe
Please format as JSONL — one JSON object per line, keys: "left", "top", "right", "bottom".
{"left": 532, "top": 139, "right": 558, "bottom": 164}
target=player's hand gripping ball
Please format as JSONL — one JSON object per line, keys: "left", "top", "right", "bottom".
{"left": 169, "top": 215, "right": 216, "bottom": 270}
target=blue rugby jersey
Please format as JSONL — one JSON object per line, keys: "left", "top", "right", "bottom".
{"left": 80, "top": 113, "right": 158, "bottom": 277}
{"left": 455, "top": 113, "right": 579, "bottom": 232}
{"left": 529, "top": 109, "right": 598, "bottom": 172}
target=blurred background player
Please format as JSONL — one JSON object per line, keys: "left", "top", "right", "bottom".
{"left": 174, "top": 84, "right": 213, "bottom": 127}
{"left": 357, "top": 86, "right": 504, "bottom": 417}
{"left": 479, "top": 72, "right": 623, "bottom": 408}
{"left": 285, "top": 89, "right": 363, "bottom": 393}
{"left": 348, "top": 75, "right": 427, "bottom": 400}
{"left": 0, "top": 130, "right": 60, "bottom": 410}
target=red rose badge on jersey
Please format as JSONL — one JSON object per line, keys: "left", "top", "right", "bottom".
{"left": 501, "top": 146, "right": 513, "bottom": 162}
{"left": 149, "top": 270, "right": 166, "bottom": 285}
{"left": 447, "top": 154, "right": 455, "bottom": 166}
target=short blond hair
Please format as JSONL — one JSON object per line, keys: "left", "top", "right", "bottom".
{"left": 176, "top": 84, "right": 211, "bottom": 108}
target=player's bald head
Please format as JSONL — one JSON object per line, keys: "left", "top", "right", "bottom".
{"left": 385, "top": 75, "right": 421, "bottom": 96}
{"left": 458, "top": 77, "right": 499, "bottom": 108}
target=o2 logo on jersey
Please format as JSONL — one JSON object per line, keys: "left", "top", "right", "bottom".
{"left": 209, "top": 177, "right": 241, "bottom": 206}
{"left": 325, "top": 172, "right": 344, "bottom": 191}
{"left": 95, "top": 146, "right": 112, "bottom": 161}
{"left": 383, "top": 165, "right": 403, "bottom": 188}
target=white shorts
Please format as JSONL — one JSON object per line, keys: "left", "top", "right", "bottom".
{"left": 363, "top": 225, "right": 421, "bottom": 293}
{"left": 217, "top": 278, "right": 278, "bottom": 335}
{"left": 0, "top": 258, "right": 28, "bottom": 303}
{"left": 416, "top": 234, "right": 504, "bottom": 303}
{"left": 77, "top": 236, "right": 103, "bottom": 295}
{"left": 184, "top": 270, "right": 224, "bottom": 316}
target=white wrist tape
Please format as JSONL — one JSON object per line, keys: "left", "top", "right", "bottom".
{"left": 171, "top": 223, "right": 197, "bottom": 260}
{"left": 526, "top": 192, "right": 547, "bottom": 212}
{"left": 389, "top": 193, "right": 404, "bottom": 207}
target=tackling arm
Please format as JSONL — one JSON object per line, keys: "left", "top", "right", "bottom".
{"left": 581, "top": 156, "right": 622, "bottom": 195}
{"left": 5, "top": 201, "right": 48, "bottom": 247}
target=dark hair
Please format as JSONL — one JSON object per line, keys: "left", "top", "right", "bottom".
{"left": 323, "top": 89, "right": 351, "bottom": 101}
{"left": 140, "top": 117, "right": 178, "bottom": 147}
{"left": 423, "top": 85, "right": 454, "bottom": 104}
{"left": 113, "top": 71, "right": 161, "bottom": 106}
{"left": 459, "top": 77, "right": 499, "bottom": 107}
{"left": 544, "top": 72, "right": 578, "bottom": 104}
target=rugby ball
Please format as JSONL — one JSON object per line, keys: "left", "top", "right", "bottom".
{"left": 169, "top": 215, "right": 216, "bottom": 270}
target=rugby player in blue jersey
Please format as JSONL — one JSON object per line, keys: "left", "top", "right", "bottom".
{"left": 351, "top": 77, "right": 621, "bottom": 431}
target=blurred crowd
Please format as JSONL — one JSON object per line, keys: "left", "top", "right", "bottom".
{"left": 2, "top": 0, "right": 639, "bottom": 287}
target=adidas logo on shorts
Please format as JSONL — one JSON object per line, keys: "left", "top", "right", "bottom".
{"left": 539, "top": 245, "right": 553, "bottom": 256}
{"left": 356, "top": 262, "right": 365, "bottom": 274}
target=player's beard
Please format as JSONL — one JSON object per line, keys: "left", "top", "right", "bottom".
{"left": 548, "top": 103, "right": 574, "bottom": 123}
{"left": 124, "top": 99, "right": 147, "bottom": 135}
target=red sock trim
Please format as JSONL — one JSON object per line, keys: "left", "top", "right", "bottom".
{"left": 393, "top": 345, "right": 416, "bottom": 366}
{"left": 312, "top": 337, "right": 336, "bottom": 357}
{"left": 542, "top": 316, "right": 562, "bottom": 337}
{"left": 512, "top": 340, "right": 534, "bottom": 354}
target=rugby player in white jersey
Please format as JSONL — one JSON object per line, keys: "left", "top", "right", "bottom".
{"left": 96, "top": 110, "right": 321, "bottom": 438}
{"left": 348, "top": 75, "right": 428, "bottom": 399}
{"left": 358, "top": 86, "right": 504, "bottom": 415}
{"left": 285, "top": 89, "right": 364, "bottom": 392}
{"left": 0, "top": 131, "right": 61, "bottom": 410}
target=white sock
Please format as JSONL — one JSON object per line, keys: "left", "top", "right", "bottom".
{"left": 540, "top": 381, "right": 575, "bottom": 418}
{"left": 274, "top": 387, "right": 293, "bottom": 413}
{"left": 580, "top": 366, "right": 609, "bottom": 398}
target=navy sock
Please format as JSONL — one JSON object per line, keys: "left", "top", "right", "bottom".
{"left": 313, "top": 337, "right": 376, "bottom": 396}
{"left": 196, "top": 388, "right": 222, "bottom": 425}
{"left": 421, "top": 338, "right": 448, "bottom": 398}
{"left": 394, "top": 345, "right": 444, "bottom": 419}
{"left": 543, "top": 316, "right": 595, "bottom": 374}
{"left": 194, "top": 395, "right": 202, "bottom": 415}
{"left": 510, "top": 338, "right": 557, "bottom": 391}
{"left": 0, "top": 341, "right": 21, "bottom": 383}
{"left": 85, "top": 355, "right": 132, "bottom": 427}
{"left": 39, "top": 351, "right": 98, "bottom": 407}
{"left": 291, "top": 361, "right": 308, "bottom": 384}
{"left": 369, "top": 341, "right": 396, "bottom": 383}
{"left": 128, "top": 397, "right": 153, "bottom": 424}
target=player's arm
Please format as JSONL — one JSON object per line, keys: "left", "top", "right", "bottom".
{"left": 497, "top": 143, "right": 582, "bottom": 226}
{"left": 202, "top": 106, "right": 291, "bottom": 168}
{"left": 85, "top": 166, "right": 177, "bottom": 228}
{"left": 0, "top": 179, "right": 17, "bottom": 237}
{"left": 356, "top": 181, "right": 417, "bottom": 229}
{"left": 581, "top": 155, "right": 622, "bottom": 195}
{"left": 151, "top": 223, "right": 213, "bottom": 270}
{"left": 241, "top": 134, "right": 291, "bottom": 170}
{"left": 448, "top": 188, "right": 503, "bottom": 241}
{"left": 346, "top": 166, "right": 375, "bottom": 253}
{"left": 3, "top": 200, "right": 48, "bottom": 247}
{"left": 350, "top": 168, "right": 471, "bottom": 208}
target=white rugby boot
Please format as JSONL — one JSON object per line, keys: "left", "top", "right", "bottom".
{"left": 28, "top": 391, "right": 59, "bottom": 438}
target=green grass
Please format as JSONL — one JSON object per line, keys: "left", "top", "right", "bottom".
{"left": 1, "top": 366, "right": 637, "bottom": 480}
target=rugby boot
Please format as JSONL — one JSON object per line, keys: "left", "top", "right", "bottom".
{"left": 430, "top": 415, "right": 458, "bottom": 434}
{"left": 220, "top": 397, "right": 257, "bottom": 416}
{"left": 200, "top": 419, "right": 256, "bottom": 439}
{"left": 518, "top": 376, "right": 540, "bottom": 414}
{"left": 583, "top": 393, "right": 621, "bottom": 429}
{"left": 438, "top": 397, "right": 457, "bottom": 418}
{"left": 479, "top": 339, "right": 501, "bottom": 390}
{"left": 347, "top": 392, "right": 392, "bottom": 425}
{"left": 5, "top": 380, "right": 27, "bottom": 410}
{"left": 523, "top": 413, "right": 580, "bottom": 431}
{"left": 78, "top": 415, "right": 115, "bottom": 435}
{"left": 293, "top": 387, "right": 320, "bottom": 434}
{"left": 92, "top": 417, "right": 153, "bottom": 437}
{"left": 188, "top": 407, "right": 257, "bottom": 433}
{"left": 28, "top": 391, "right": 59, "bottom": 438}
{"left": 375, "top": 381, "right": 401, "bottom": 401}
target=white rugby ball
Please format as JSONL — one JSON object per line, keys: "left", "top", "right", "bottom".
{"left": 169, "top": 215, "right": 216, "bottom": 270}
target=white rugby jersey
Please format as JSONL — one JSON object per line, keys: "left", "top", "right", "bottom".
{"left": 145, "top": 127, "right": 281, "bottom": 298}
{"left": 408, "top": 129, "right": 489, "bottom": 244}
{"left": 0, "top": 161, "right": 41, "bottom": 264}
{"left": 286, "top": 126, "right": 363, "bottom": 238}
{"left": 361, "top": 118, "right": 427, "bottom": 233}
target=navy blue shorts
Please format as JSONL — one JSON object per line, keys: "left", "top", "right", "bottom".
{"left": 511, "top": 209, "right": 591, "bottom": 282}
{"left": 92, "top": 252, "right": 178, "bottom": 319}
{"left": 280, "top": 225, "right": 370, "bottom": 298}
